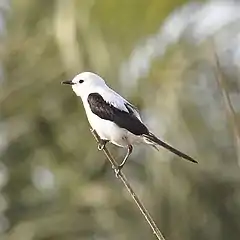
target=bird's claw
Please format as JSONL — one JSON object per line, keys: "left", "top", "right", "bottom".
{"left": 97, "top": 139, "right": 108, "bottom": 151}
{"left": 112, "top": 165, "right": 122, "bottom": 178}
{"left": 98, "top": 143, "right": 105, "bottom": 150}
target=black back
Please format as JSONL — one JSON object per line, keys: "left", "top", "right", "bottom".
{"left": 87, "top": 93, "right": 149, "bottom": 136}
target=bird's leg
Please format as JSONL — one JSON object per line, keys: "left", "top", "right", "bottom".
{"left": 114, "top": 145, "right": 133, "bottom": 177}
{"left": 119, "top": 145, "right": 133, "bottom": 168}
{"left": 98, "top": 139, "right": 109, "bottom": 150}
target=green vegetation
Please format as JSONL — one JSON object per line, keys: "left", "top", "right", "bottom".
{"left": 1, "top": 1, "right": 239, "bottom": 239}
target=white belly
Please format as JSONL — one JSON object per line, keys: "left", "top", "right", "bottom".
{"left": 85, "top": 105, "right": 141, "bottom": 147}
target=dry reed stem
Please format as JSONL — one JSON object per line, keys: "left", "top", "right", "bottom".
{"left": 213, "top": 52, "right": 240, "bottom": 165}
{"left": 91, "top": 129, "right": 166, "bottom": 240}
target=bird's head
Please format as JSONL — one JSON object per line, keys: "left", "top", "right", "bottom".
{"left": 61, "top": 72, "right": 106, "bottom": 97}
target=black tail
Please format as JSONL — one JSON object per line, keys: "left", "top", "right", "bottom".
{"left": 143, "top": 133, "right": 198, "bottom": 164}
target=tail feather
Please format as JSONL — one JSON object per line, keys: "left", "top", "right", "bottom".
{"left": 143, "top": 133, "right": 198, "bottom": 164}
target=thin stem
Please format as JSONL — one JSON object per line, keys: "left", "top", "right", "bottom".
{"left": 91, "top": 129, "right": 166, "bottom": 240}
{"left": 213, "top": 52, "right": 240, "bottom": 165}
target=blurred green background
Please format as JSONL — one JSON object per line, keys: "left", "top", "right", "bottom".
{"left": 1, "top": 0, "right": 240, "bottom": 239}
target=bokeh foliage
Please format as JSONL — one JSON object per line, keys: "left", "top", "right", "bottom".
{"left": 1, "top": 0, "right": 240, "bottom": 240}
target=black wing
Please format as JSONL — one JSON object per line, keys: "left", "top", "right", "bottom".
{"left": 87, "top": 93, "right": 149, "bottom": 135}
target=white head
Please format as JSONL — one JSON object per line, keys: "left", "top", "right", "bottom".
{"left": 61, "top": 72, "right": 106, "bottom": 98}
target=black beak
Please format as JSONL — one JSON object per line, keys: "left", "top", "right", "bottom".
{"left": 61, "top": 80, "right": 74, "bottom": 85}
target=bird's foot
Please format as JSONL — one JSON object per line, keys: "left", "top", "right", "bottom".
{"left": 112, "top": 165, "right": 123, "bottom": 178}
{"left": 97, "top": 140, "right": 108, "bottom": 150}
{"left": 98, "top": 143, "right": 105, "bottom": 150}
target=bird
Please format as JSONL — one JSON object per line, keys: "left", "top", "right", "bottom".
{"left": 61, "top": 72, "right": 197, "bottom": 174}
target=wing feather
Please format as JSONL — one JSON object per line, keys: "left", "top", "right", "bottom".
{"left": 87, "top": 92, "right": 148, "bottom": 136}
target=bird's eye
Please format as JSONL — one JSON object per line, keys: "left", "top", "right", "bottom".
{"left": 79, "top": 79, "right": 84, "bottom": 84}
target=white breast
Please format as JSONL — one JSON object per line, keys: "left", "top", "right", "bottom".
{"left": 81, "top": 86, "right": 143, "bottom": 147}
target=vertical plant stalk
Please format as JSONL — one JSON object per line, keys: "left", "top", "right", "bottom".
{"left": 213, "top": 52, "right": 240, "bottom": 165}
{"left": 91, "top": 129, "right": 166, "bottom": 240}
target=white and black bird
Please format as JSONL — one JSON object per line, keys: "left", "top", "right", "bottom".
{"left": 62, "top": 72, "right": 197, "bottom": 173}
